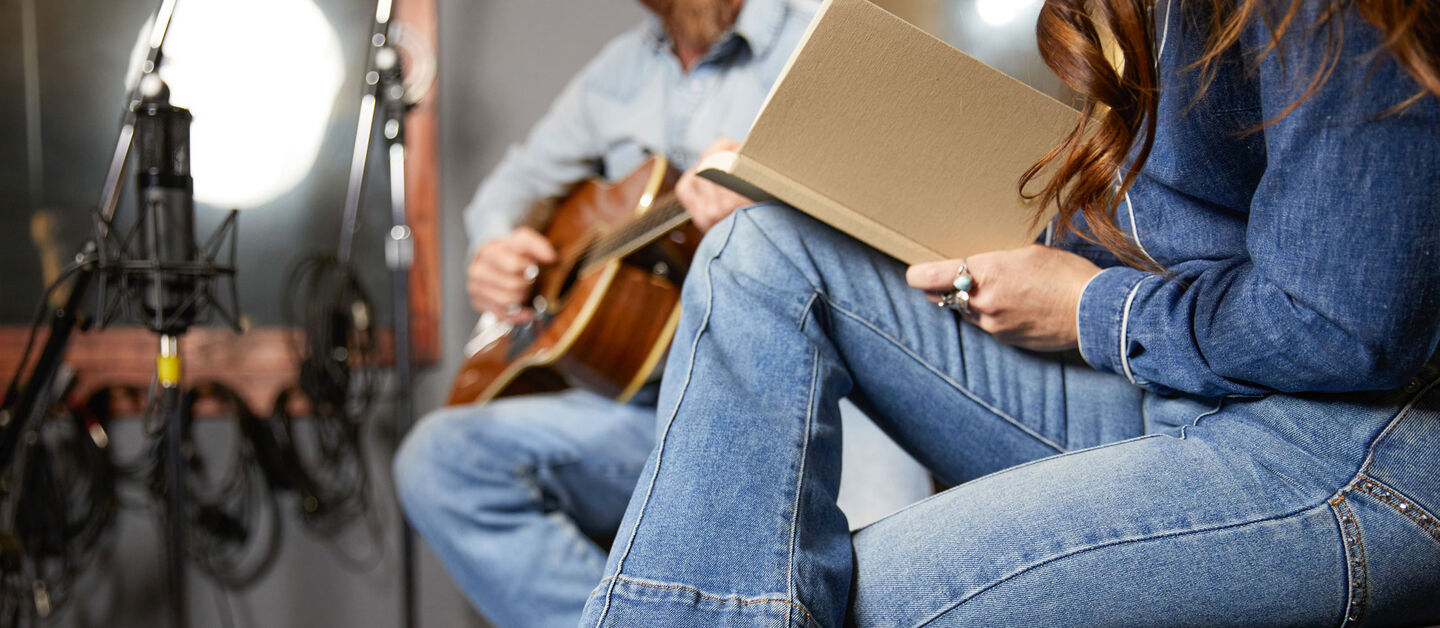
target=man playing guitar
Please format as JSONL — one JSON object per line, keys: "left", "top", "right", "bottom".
{"left": 393, "top": 1, "right": 928, "bottom": 625}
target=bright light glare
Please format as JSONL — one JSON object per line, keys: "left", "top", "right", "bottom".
{"left": 129, "top": 0, "right": 344, "bottom": 209}
{"left": 976, "top": 0, "right": 1039, "bottom": 27}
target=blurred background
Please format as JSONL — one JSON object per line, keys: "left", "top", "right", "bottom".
{"left": 0, "top": 0, "right": 1065, "bottom": 626}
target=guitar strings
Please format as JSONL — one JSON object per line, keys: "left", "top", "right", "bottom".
{"left": 572, "top": 194, "right": 688, "bottom": 273}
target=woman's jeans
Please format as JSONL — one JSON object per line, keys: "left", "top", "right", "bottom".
{"left": 578, "top": 204, "right": 1440, "bottom": 627}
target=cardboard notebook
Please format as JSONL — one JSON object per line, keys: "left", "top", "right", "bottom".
{"left": 697, "top": 0, "right": 1079, "bottom": 264}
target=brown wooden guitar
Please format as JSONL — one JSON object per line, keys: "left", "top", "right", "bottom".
{"left": 445, "top": 156, "right": 701, "bottom": 405}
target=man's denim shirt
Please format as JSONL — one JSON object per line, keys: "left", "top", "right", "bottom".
{"left": 462, "top": 0, "right": 817, "bottom": 252}
{"left": 1073, "top": 1, "right": 1440, "bottom": 398}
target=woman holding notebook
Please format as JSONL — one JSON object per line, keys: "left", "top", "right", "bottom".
{"left": 579, "top": 0, "right": 1440, "bottom": 625}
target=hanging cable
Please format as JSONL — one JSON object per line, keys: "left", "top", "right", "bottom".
{"left": 144, "top": 381, "right": 282, "bottom": 590}
{"left": 268, "top": 254, "right": 385, "bottom": 568}
{"left": 0, "top": 368, "right": 117, "bottom": 627}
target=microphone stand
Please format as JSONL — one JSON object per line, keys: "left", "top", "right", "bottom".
{"left": 1, "top": 0, "right": 177, "bottom": 451}
{"left": 4, "top": 3, "right": 240, "bottom": 627}
{"left": 335, "top": 2, "right": 417, "bottom": 626}
{"left": 0, "top": 1, "right": 186, "bottom": 626}
{"left": 104, "top": 7, "right": 193, "bottom": 627}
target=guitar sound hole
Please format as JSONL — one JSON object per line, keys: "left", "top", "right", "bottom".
{"left": 557, "top": 256, "right": 586, "bottom": 304}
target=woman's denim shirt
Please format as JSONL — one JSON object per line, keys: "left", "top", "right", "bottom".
{"left": 1072, "top": 1, "right": 1440, "bottom": 399}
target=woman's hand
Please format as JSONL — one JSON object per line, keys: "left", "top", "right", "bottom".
{"left": 906, "top": 244, "right": 1103, "bottom": 352}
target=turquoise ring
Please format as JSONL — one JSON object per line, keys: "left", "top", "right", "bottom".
{"left": 952, "top": 261, "right": 973, "bottom": 293}
{"left": 937, "top": 261, "right": 973, "bottom": 315}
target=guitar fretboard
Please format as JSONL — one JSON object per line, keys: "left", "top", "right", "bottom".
{"left": 578, "top": 194, "right": 689, "bottom": 274}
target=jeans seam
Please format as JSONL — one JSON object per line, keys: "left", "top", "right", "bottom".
{"left": 821, "top": 296, "right": 1065, "bottom": 453}
{"left": 591, "top": 576, "right": 819, "bottom": 624}
{"left": 591, "top": 211, "right": 739, "bottom": 627}
{"left": 916, "top": 502, "right": 1332, "bottom": 626}
{"left": 1328, "top": 497, "right": 1368, "bottom": 627}
{"left": 1347, "top": 475, "right": 1440, "bottom": 545}
{"left": 783, "top": 346, "right": 821, "bottom": 627}
{"left": 1353, "top": 374, "right": 1440, "bottom": 478}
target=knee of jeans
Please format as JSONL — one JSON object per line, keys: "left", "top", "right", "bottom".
{"left": 700, "top": 203, "right": 824, "bottom": 277}
{"left": 393, "top": 409, "right": 477, "bottom": 516}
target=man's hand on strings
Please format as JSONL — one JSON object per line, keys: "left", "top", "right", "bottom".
{"left": 907, "top": 244, "right": 1103, "bottom": 352}
{"left": 467, "top": 226, "right": 558, "bottom": 323}
{"left": 677, "top": 137, "right": 754, "bottom": 232}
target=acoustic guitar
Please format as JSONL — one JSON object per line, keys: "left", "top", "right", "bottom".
{"left": 445, "top": 156, "right": 700, "bottom": 405}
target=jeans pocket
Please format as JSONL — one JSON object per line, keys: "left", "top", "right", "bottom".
{"left": 1330, "top": 477, "right": 1440, "bottom": 627}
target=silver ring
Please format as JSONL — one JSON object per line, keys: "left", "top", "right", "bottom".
{"left": 937, "top": 260, "right": 973, "bottom": 314}
{"left": 937, "top": 289, "right": 970, "bottom": 314}
{"left": 952, "top": 261, "right": 973, "bottom": 294}
{"left": 505, "top": 303, "right": 523, "bottom": 316}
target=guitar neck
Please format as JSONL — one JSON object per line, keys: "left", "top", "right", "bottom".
{"left": 580, "top": 194, "right": 690, "bottom": 274}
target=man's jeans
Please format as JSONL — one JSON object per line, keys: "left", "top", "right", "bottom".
{"left": 394, "top": 380, "right": 931, "bottom": 626}
{"left": 578, "top": 205, "right": 1440, "bottom": 627}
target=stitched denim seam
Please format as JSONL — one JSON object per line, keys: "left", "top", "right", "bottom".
{"left": 1328, "top": 498, "right": 1368, "bottom": 627}
{"left": 821, "top": 296, "right": 1065, "bottom": 453}
{"left": 592, "top": 576, "right": 819, "bottom": 625}
{"left": 1349, "top": 475, "right": 1440, "bottom": 545}
{"left": 1155, "top": 0, "right": 1174, "bottom": 63}
{"left": 592, "top": 210, "right": 739, "bottom": 627}
{"left": 917, "top": 502, "right": 1330, "bottom": 626}
{"left": 1353, "top": 374, "right": 1440, "bottom": 478}
{"left": 783, "top": 347, "right": 822, "bottom": 627}
{"left": 1121, "top": 188, "right": 1160, "bottom": 268}
{"left": 1118, "top": 275, "right": 1156, "bottom": 385}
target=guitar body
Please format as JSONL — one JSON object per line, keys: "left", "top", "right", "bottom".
{"left": 446, "top": 157, "right": 699, "bottom": 406}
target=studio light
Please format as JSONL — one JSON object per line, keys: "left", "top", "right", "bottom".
{"left": 128, "top": 0, "right": 345, "bottom": 210}
{"left": 975, "top": 0, "right": 1039, "bottom": 27}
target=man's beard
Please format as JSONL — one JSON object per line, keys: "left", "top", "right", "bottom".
{"left": 647, "top": 0, "right": 737, "bottom": 52}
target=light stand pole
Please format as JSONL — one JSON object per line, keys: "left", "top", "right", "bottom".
{"left": 334, "top": 2, "right": 418, "bottom": 626}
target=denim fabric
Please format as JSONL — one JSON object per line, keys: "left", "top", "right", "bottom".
{"left": 1073, "top": 1, "right": 1440, "bottom": 398}
{"left": 581, "top": 206, "right": 1440, "bottom": 627}
{"left": 395, "top": 390, "right": 931, "bottom": 628}
{"left": 462, "top": 0, "right": 820, "bottom": 251}
{"left": 395, "top": 390, "right": 655, "bottom": 628}
{"left": 400, "top": 2, "right": 934, "bottom": 625}
{"left": 577, "top": 4, "right": 1440, "bottom": 624}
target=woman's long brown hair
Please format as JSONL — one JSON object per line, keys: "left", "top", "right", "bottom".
{"left": 1022, "top": 0, "right": 1440, "bottom": 272}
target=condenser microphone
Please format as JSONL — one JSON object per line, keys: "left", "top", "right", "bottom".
{"left": 133, "top": 84, "right": 198, "bottom": 334}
